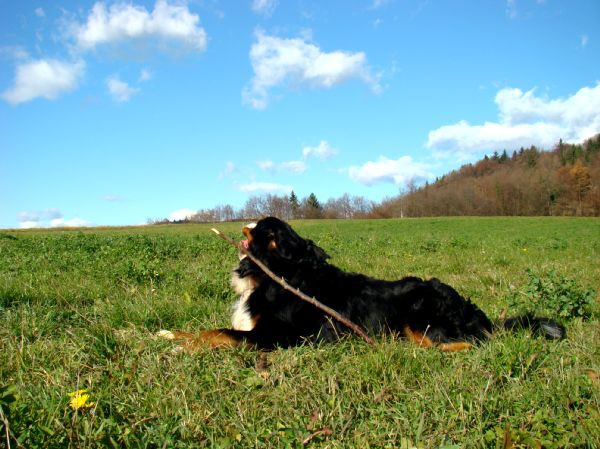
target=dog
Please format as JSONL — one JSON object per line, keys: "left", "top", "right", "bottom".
{"left": 159, "top": 217, "right": 564, "bottom": 351}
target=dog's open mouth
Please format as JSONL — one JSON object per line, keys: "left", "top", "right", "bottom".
{"left": 238, "top": 240, "right": 248, "bottom": 260}
{"left": 239, "top": 239, "right": 250, "bottom": 260}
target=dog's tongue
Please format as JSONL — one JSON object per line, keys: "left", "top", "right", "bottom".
{"left": 238, "top": 239, "right": 250, "bottom": 260}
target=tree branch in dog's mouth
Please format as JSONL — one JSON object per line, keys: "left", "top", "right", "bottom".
{"left": 211, "top": 228, "right": 375, "bottom": 345}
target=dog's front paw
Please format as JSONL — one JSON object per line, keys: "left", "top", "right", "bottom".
{"left": 156, "top": 329, "right": 176, "bottom": 340}
{"left": 156, "top": 329, "right": 192, "bottom": 353}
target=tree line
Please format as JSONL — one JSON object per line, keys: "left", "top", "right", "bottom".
{"left": 149, "top": 192, "right": 376, "bottom": 224}
{"left": 151, "top": 134, "right": 600, "bottom": 224}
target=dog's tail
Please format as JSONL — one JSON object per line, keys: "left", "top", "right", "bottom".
{"left": 502, "top": 313, "right": 565, "bottom": 340}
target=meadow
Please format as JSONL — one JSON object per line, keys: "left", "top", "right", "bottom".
{"left": 0, "top": 217, "right": 598, "bottom": 448}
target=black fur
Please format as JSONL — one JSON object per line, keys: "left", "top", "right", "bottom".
{"left": 231, "top": 217, "right": 564, "bottom": 349}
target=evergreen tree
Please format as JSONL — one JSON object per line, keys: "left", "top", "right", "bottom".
{"left": 289, "top": 190, "right": 300, "bottom": 218}
{"left": 307, "top": 193, "right": 321, "bottom": 210}
{"left": 305, "top": 193, "right": 322, "bottom": 218}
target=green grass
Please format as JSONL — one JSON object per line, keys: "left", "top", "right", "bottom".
{"left": 0, "top": 217, "right": 598, "bottom": 448}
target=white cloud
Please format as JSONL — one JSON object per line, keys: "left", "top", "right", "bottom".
{"left": 19, "top": 209, "right": 62, "bottom": 222}
{"left": 17, "top": 209, "right": 90, "bottom": 228}
{"left": 243, "top": 29, "right": 380, "bottom": 109}
{"left": 280, "top": 160, "right": 307, "bottom": 173}
{"left": 428, "top": 121, "right": 566, "bottom": 160}
{"left": 219, "top": 161, "right": 238, "bottom": 180}
{"left": 238, "top": 182, "right": 293, "bottom": 194}
{"left": 50, "top": 217, "right": 91, "bottom": 228}
{"left": 0, "top": 46, "right": 29, "bottom": 60}
{"left": 257, "top": 159, "right": 307, "bottom": 173}
{"left": 252, "top": 0, "right": 278, "bottom": 16}
{"left": 372, "top": 0, "right": 390, "bottom": 8}
{"left": 45, "top": 208, "right": 63, "bottom": 219}
{"left": 168, "top": 208, "right": 196, "bottom": 221}
{"left": 580, "top": 35, "right": 589, "bottom": 48}
{"left": 20, "top": 221, "right": 42, "bottom": 229}
{"left": 71, "top": 0, "right": 207, "bottom": 53}
{"left": 506, "top": 0, "right": 517, "bottom": 19}
{"left": 2, "top": 58, "right": 85, "bottom": 105}
{"left": 18, "top": 211, "right": 41, "bottom": 228}
{"left": 18, "top": 211, "right": 40, "bottom": 222}
{"left": 427, "top": 82, "right": 600, "bottom": 159}
{"left": 348, "top": 156, "right": 433, "bottom": 186}
{"left": 4, "top": 2, "right": 206, "bottom": 105}
{"left": 302, "top": 140, "right": 338, "bottom": 160}
{"left": 106, "top": 75, "right": 139, "bottom": 102}
{"left": 225, "top": 161, "right": 237, "bottom": 173}
{"left": 139, "top": 68, "right": 152, "bottom": 81}
{"left": 257, "top": 160, "right": 276, "bottom": 171}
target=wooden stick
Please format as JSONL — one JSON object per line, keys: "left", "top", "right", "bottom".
{"left": 211, "top": 228, "right": 375, "bottom": 345}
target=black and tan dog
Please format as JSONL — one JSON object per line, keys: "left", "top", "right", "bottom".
{"left": 159, "top": 217, "right": 564, "bottom": 351}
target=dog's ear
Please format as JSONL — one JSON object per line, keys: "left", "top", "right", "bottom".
{"left": 267, "top": 231, "right": 297, "bottom": 261}
{"left": 271, "top": 233, "right": 328, "bottom": 266}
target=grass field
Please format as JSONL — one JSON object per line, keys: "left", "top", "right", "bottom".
{"left": 0, "top": 217, "right": 598, "bottom": 448}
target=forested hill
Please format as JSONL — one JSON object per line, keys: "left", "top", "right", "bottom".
{"left": 374, "top": 135, "right": 600, "bottom": 217}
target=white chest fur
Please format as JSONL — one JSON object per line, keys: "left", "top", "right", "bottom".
{"left": 230, "top": 270, "right": 256, "bottom": 331}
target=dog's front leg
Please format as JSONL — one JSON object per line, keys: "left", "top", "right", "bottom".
{"left": 157, "top": 328, "right": 254, "bottom": 352}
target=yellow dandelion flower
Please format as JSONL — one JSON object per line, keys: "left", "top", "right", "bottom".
{"left": 68, "top": 389, "right": 94, "bottom": 410}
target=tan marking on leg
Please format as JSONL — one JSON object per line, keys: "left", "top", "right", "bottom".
{"left": 195, "top": 329, "right": 244, "bottom": 349}
{"left": 403, "top": 325, "right": 434, "bottom": 348}
{"left": 438, "top": 341, "right": 473, "bottom": 352}
{"left": 157, "top": 329, "right": 250, "bottom": 352}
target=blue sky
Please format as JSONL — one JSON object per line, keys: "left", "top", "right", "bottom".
{"left": 1, "top": 0, "right": 599, "bottom": 228}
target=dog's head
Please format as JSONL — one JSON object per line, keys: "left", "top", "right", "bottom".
{"left": 240, "top": 217, "right": 329, "bottom": 272}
